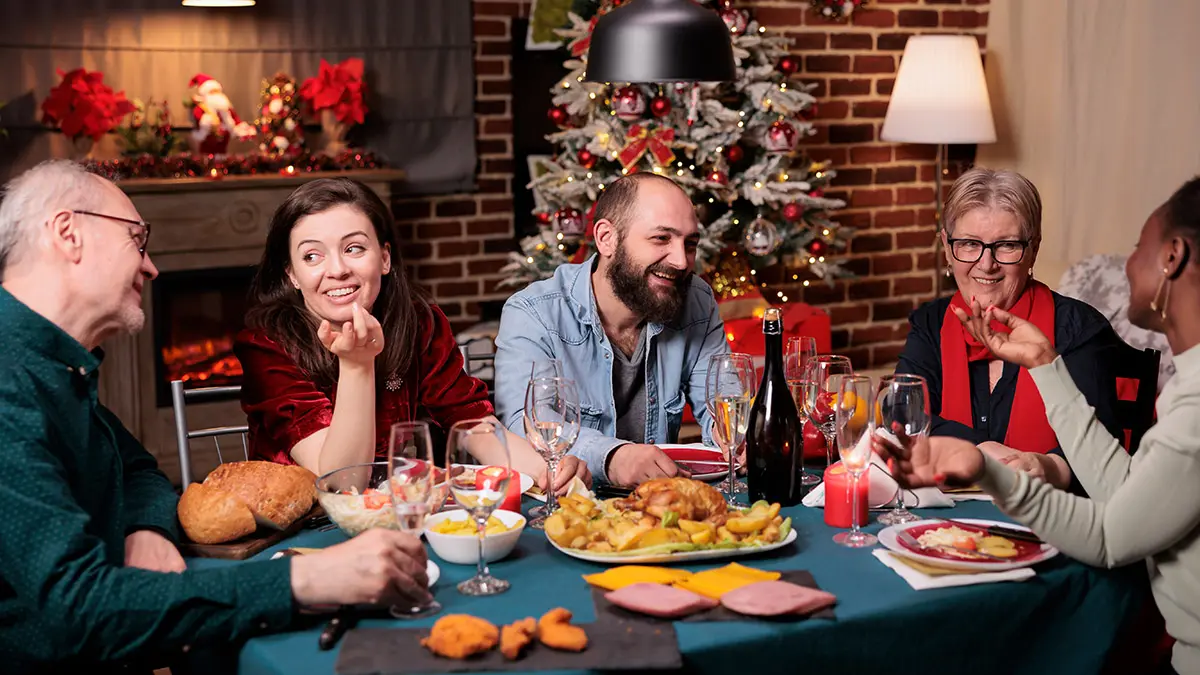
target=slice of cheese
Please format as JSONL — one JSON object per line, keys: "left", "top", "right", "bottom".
{"left": 671, "top": 564, "right": 782, "bottom": 600}
{"left": 583, "top": 565, "right": 694, "bottom": 591}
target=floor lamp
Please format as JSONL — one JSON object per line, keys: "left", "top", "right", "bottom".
{"left": 880, "top": 35, "right": 996, "bottom": 297}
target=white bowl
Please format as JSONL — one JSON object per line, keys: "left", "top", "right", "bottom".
{"left": 423, "top": 509, "right": 525, "bottom": 565}
{"left": 315, "top": 462, "right": 452, "bottom": 538}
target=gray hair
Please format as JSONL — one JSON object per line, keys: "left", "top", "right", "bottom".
{"left": 0, "top": 160, "right": 103, "bottom": 277}
{"left": 943, "top": 167, "right": 1043, "bottom": 242}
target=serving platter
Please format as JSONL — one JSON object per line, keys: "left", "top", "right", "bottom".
{"left": 547, "top": 528, "right": 796, "bottom": 565}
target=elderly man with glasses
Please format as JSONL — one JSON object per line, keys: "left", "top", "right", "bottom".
{"left": 894, "top": 167, "right": 1130, "bottom": 491}
{"left": 0, "top": 161, "right": 434, "bottom": 674}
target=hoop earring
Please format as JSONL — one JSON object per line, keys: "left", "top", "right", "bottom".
{"left": 1150, "top": 267, "right": 1171, "bottom": 321}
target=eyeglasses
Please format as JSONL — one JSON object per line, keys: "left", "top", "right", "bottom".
{"left": 73, "top": 210, "right": 151, "bottom": 257}
{"left": 947, "top": 238, "right": 1029, "bottom": 265}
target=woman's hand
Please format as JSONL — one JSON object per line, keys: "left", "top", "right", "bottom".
{"left": 317, "top": 302, "right": 384, "bottom": 369}
{"left": 544, "top": 455, "right": 592, "bottom": 494}
{"left": 872, "top": 426, "right": 985, "bottom": 489}
{"left": 950, "top": 297, "right": 1058, "bottom": 370}
{"left": 999, "top": 452, "right": 1047, "bottom": 481}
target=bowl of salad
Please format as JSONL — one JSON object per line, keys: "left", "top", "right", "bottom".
{"left": 314, "top": 461, "right": 451, "bottom": 537}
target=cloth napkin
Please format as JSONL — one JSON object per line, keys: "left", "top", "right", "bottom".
{"left": 801, "top": 430, "right": 954, "bottom": 509}
{"left": 872, "top": 550, "right": 1035, "bottom": 590}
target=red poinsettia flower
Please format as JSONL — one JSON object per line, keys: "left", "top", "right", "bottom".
{"left": 40, "top": 68, "right": 136, "bottom": 141}
{"left": 299, "top": 58, "right": 368, "bottom": 125}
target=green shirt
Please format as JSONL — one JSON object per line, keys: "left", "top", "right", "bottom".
{"left": 0, "top": 288, "right": 295, "bottom": 673}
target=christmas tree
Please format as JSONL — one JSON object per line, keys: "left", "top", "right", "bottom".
{"left": 499, "top": 0, "right": 854, "bottom": 301}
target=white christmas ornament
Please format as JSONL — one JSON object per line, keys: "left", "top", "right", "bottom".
{"left": 268, "top": 98, "right": 284, "bottom": 115}
{"left": 743, "top": 217, "right": 781, "bottom": 256}
{"left": 763, "top": 120, "right": 798, "bottom": 153}
{"left": 612, "top": 86, "right": 647, "bottom": 122}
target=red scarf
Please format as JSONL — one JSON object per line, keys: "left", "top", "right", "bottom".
{"left": 940, "top": 281, "right": 1058, "bottom": 453}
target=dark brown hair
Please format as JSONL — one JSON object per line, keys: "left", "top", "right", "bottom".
{"left": 593, "top": 172, "right": 683, "bottom": 236}
{"left": 245, "top": 177, "right": 428, "bottom": 388}
{"left": 1165, "top": 176, "right": 1200, "bottom": 246}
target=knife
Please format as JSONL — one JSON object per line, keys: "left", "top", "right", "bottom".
{"left": 930, "top": 517, "right": 1044, "bottom": 544}
{"left": 318, "top": 607, "right": 357, "bottom": 651}
{"left": 897, "top": 531, "right": 1007, "bottom": 561}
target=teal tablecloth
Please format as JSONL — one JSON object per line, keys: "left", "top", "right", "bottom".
{"left": 190, "top": 500, "right": 1145, "bottom": 675}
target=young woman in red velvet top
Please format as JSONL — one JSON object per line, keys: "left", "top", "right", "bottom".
{"left": 235, "top": 178, "right": 590, "bottom": 491}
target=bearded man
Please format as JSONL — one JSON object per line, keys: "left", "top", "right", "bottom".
{"left": 495, "top": 174, "right": 729, "bottom": 486}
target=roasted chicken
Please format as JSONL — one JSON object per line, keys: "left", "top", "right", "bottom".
{"left": 614, "top": 477, "right": 728, "bottom": 523}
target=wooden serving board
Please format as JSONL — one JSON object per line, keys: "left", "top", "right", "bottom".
{"left": 180, "top": 505, "right": 325, "bottom": 560}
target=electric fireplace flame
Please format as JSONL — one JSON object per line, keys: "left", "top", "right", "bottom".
{"left": 161, "top": 336, "right": 243, "bottom": 387}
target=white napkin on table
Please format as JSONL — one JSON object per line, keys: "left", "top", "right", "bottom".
{"left": 801, "top": 430, "right": 954, "bottom": 509}
{"left": 872, "top": 549, "right": 1035, "bottom": 590}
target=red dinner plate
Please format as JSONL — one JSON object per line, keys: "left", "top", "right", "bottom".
{"left": 897, "top": 522, "right": 1046, "bottom": 564}
{"left": 660, "top": 445, "right": 738, "bottom": 482}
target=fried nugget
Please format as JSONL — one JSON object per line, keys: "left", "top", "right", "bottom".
{"left": 536, "top": 608, "right": 588, "bottom": 652}
{"left": 500, "top": 617, "right": 537, "bottom": 660}
{"left": 421, "top": 614, "right": 499, "bottom": 659}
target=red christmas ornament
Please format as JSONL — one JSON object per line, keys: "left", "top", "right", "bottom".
{"left": 554, "top": 208, "right": 587, "bottom": 237}
{"left": 724, "top": 144, "right": 745, "bottom": 164}
{"left": 707, "top": 169, "right": 728, "bottom": 185}
{"left": 719, "top": 6, "right": 749, "bottom": 36}
{"left": 782, "top": 203, "right": 803, "bottom": 222}
{"left": 649, "top": 95, "right": 672, "bottom": 118}
{"left": 810, "top": 189, "right": 825, "bottom": 198}
{"left": 801, "top": 102, "right": 819, "bottom": 120}
{"left": 806, "top": 239, "right": 828, "bottom": 256}
{"left": 536, "top": 211, "right": 553, "bottom": 225}
{"left": 763, "top": 120, "right": 799, "bottom": 153}
{"left": 778, "top": 56, "right": 799, "bottom": 76}
{"left": 612, "top": 86, "right": 646, "bottom": 121}
{"left": 548, "top": 104, "right": 570, "bottom": 127}
{"left": 576, "top": 148, "right": 597, "bottom": 169}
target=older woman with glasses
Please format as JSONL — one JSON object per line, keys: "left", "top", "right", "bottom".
{"left": 895, "top": 167, "right": 1127, "bottom": 490}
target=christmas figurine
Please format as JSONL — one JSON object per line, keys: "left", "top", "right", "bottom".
{"left": 187, "top": 73, "right": 256, "bottom": 155}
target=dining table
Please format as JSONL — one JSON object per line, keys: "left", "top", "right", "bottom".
{"left": 188, "top": 497, "right": 1147, "bottom": 675}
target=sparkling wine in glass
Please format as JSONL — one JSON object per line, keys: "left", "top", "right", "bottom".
{"left": 833, "top": 375, "right": 877, "bottom": 547}
{"left": 447, "top": 419, "right": 513, "bottom": 596}
{"left": 785, "top": 337, "right": 819, "bottom": 486}
{"left": 876, "top": 374, "right": 931, "bottom": 526}
{"left": 706, "top": 353, "right": 756, "bottom": 503}
{"left": 523, "top": 377, "right": 581, "bottom": 528}
{"left": 803, "top": 355, "right": 854, "bottom": 477}
{"left": 387, "top": 421, "right": 441, "bottom": 618}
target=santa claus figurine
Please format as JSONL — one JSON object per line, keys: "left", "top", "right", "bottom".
{"left": 187, "top": 73, "right": 256, "bottom": 155}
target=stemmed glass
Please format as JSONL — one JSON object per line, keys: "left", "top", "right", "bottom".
{"left": 530, "top": 358, "right": 564, "bottom": 380}
{"left": 833, "top": 376, "right": 877, "bottom": 547}
{"left": 387, "top": 421, "right": 442, "bottom": 618}
{"left": 785, "top": 337, "right": 820, "bottom": 487}
{"left": 524, "top": 376, "right": 581, "bottom": 529}
{"left": 802, "top": 355, "right": 854, "bottom": 478}
{"left": 876, "top": 374, "right": 931, "bottom": 526}
{"left": 705, "top": 353, "right": 756, "bottom": 504}
{"left": 447, "top": 419, "right": 513, "bottom": 596}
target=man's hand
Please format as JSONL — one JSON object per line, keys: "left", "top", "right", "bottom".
{"left": 124, "top": 530, "right": 186, "bottom": 573}
{"left": 291, "top": 529, "right": 430, "bottom": 608}
{"left": 606, "top": 444, "right": 689, "bottom": 486}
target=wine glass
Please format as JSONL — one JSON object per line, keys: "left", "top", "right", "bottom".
{"left": 386, "top": 421, "right": 442, "bottom": 618}
{"left": 530, "top": 358, "right": 564, "bottom": 380}
{"left": 833, "top": 375, "right": 877, "bottom": 547}
{"left": 876, "top": 374, "right": 931, "bottom": 526}
{"left": 785, "top": 337, "right": 820, "bottom": 487}
{"left": 706, "top": 353, "right": 756, "bottom": 504}
{"left": 523, "top": 377, "right": 581, "bottom": 529}
{"left": 447, "top": 419, "right": 513, "bottom": 596}
{"left": 802, "top": 355, "right": 854, "bottom": 477}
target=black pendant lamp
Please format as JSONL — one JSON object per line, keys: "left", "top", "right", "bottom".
{"left": 583, "top": 0, "right": 736, "bottom": 84}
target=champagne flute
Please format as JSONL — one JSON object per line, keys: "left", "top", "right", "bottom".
{"left": 447, "top": 419, "right": 513, "bottom": 596}
{"left": 523, "top": 377, "right": 581, "bottom": 529}
{"left": 802, "top": 355, "right": 854, "bottom": 477}
{"left": 386, "top": 421, "right": 441, "bottom": 618}
{"left": 785, "top": 337, "right": 820, "bottom": 487}
{"left": 876, "top": 374, "right": 930, "bottom": 526}
{"left": 706, "top": 353, "right": 756, "bottom": 503}
{"left": 833, "top": 376, "right": 877, "bottom": 547}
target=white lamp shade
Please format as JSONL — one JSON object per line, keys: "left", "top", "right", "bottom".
{"left": 880, "top": 35, "right": 996, "bottom": 144}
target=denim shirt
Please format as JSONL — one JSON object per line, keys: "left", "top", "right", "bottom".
{"left": 494, "top": 256, "right": 729, "bottom": 483}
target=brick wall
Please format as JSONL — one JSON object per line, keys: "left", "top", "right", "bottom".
{"left": 394, "top": 0, "right": 990, "bottom": 370}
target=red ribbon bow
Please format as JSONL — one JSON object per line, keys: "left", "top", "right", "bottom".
{"left": 570, "top": 16, "right": 600, "bottom": 57}
{"left": 617, "top": 125, "right": 676, "bottom": 170}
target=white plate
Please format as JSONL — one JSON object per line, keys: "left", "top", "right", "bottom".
{"left": 658, "top": 444, "right": 741, "bottom": 482}
{"left": 426, "top": 559, "right": 440, "bottom": 587}
{"left": 877, "top": 518, "right": 1059, "bottom": 573}
{"left": 547, "top": 528, "right": 797, "bottom": 565}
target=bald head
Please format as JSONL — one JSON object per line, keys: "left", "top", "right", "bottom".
{"left": 592, "top": 173, "right": 690, "bottom": 236}
{"left": 0, "top": 160, "right": 106, "bottom": 278}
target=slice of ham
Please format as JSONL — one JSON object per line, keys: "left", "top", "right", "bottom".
{"left": 605, "top": 583, "right": 718, "bottom": 618}
{"left": 719, "top": 580, "right": 837, "bottom": 617}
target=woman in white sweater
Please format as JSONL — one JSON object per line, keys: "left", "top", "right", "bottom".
{"left": 876, "top": 177, "right": 1200, "bottom": 675}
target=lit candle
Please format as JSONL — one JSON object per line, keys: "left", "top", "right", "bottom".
{"left": 823, "top": 462, "right": 869, "bottom": 529}
{"left": 208, "top": 168, "right": 221, "bottom": 180}
{"left": 280, "top": 165, "right": 296, "bottom": 176}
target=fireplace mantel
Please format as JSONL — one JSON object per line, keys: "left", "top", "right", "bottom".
{"left": 100, "top": 169, "right": 406, "bottom": 485}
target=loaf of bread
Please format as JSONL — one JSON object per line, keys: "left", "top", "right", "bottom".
{"left": 178, "top": 461, "right": 317, "bottom": 544}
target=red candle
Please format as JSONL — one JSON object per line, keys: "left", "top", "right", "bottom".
{"left": 823, "top": 462, "right": 869, "bottom": 529}
{"left": 476, "top": 466, "right": 523, "bottom": 513}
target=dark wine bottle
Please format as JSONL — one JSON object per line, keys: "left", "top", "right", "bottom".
{"left": 745, "top": 307, "right": 802, "bottom": 506}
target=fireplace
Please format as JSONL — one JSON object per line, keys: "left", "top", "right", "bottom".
{"left": 152, "top": 266, "right": 255, "bottom": 407}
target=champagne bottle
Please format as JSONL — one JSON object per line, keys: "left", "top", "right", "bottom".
{"left": 745, "top": 307, "right": 802, "bottom": 506}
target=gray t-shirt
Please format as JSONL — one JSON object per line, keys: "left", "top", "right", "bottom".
{"left": 612, "top": 329, "right": 647, "bottom": 444}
